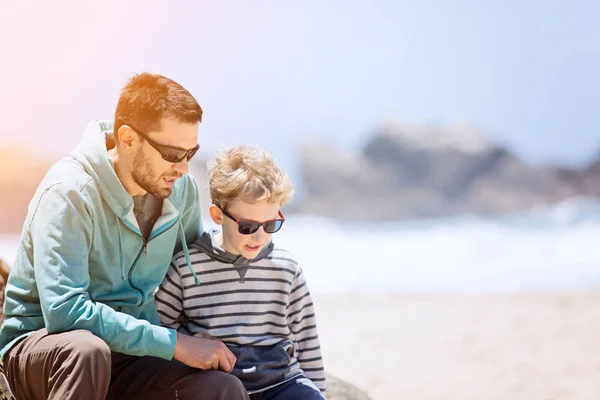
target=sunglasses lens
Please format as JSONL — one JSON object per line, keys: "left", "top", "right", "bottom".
{"left": 187, "top": 145, "right": 200, "bottom": 161}
{"left": 264, "top": 220, "right": 284, "bottom": 233}
{"left": 163, "top": 152, "right": 187, "bottom": 163}
{"left": 238, "top": 222, "right": 259, "bottom": 235}
{"left": 163, "top": 144, "right": 199, "bottom": 163}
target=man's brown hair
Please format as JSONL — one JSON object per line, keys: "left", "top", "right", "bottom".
{"left": 114, "top": 73, "right": 202, "bottom": 139}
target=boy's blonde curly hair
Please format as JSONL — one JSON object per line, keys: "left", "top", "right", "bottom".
{"left": 208, "top": 145, "right": 295, "bottom": 207}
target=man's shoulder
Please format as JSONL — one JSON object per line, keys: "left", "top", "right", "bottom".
{"left": 23, "top": 157, "right": 101, "bottom": 229}
{"left": 37, "top": 156, "right": 98, "bottom": 198}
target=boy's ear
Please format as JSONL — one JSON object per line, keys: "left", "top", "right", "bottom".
{"left": 209, "top": 204, "right": 224, "bottom": 225}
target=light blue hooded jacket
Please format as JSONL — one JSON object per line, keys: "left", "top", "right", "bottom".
{"left": 0, "top": 120, "right": 202, "bottom": 361}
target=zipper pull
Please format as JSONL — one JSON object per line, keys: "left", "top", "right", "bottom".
{"left": 143, "top": 239, "right": 148, "bottom": 256}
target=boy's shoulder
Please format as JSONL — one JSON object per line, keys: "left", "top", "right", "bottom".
{"left": 171, "top": 242, "right": 212, "bottom": 267}
{"left": 266, "top": 245, "right": 298, "bottom": 263}
{"left": 262, "top": 246, "right": 302, "bottom": 273}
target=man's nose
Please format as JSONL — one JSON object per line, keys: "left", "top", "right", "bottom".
{"left": 172, "top": 158, "right": 189, "bottom": 175}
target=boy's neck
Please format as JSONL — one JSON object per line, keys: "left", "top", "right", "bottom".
{"left": 214, "top": 231, "right": 240, "bottom": 256}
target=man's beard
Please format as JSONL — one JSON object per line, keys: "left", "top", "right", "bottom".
{"left": 132, "top": 150, "right": 180, "bottom": 199}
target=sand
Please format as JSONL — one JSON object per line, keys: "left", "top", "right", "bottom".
{"left": 314, "top": 291, "right": 600, "bottom": 400}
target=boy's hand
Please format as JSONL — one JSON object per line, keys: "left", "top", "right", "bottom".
{"left": 173, "top": 333, "right": 237, "bottom": 373}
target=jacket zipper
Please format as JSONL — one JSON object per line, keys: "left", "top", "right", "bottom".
{"left": 128, "top": 220, "right": 179, "bottom": 305}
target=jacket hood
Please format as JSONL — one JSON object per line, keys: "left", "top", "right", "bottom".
{"left": 69, "top": 120, "right": 133, "bottom": 219}
{"left": 195, "top": 229, "right": 274, "bottom": 266}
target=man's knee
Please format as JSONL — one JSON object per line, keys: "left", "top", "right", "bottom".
{"left": 189, "top": 370, "right": 249, "bottom": 400}
{"left": 5, "top": 330, "right": 111, "bottom": 400}
{"left": 211, "top": 371, "right": 246, "bottom": 392}
{"left": 59, "top": 330, "right": 111, "bottom": 369}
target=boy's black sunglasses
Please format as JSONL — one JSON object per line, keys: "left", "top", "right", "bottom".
{"left": 216, "top": 204, "right": 285, "bottom": 235}
{"left": 125, "top": 123, "right": 200, "bottom": 163}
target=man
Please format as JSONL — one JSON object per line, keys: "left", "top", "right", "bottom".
{"left": 0, "top": 73, "right": 249, "bottom": 400}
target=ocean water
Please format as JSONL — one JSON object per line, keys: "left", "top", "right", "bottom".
{"left": 2, "top": 197, "right": 600, "bottom": 294}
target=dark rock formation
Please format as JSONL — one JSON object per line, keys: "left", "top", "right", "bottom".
{"left": 294, "top": 123, "right": 600, "bottom": 220}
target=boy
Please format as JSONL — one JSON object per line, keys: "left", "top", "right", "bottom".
{"left": 156, "top": 145, "right": 327, "bottom": 399}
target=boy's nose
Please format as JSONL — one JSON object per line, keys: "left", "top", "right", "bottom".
{"left": 252, "top": 226, "right": 267, "bottom": 240}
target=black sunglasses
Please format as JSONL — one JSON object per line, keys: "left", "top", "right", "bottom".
{"left": 216, "top": 204, "right": 285, "bottom": 235}
{"left": 125, "top": 123, "right": 200, "bottom": 163}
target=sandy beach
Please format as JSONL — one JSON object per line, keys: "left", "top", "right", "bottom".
{"left": 314, "top": 291, "right": 600, "bottom": 400}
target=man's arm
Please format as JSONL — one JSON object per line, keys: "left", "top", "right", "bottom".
{"left": 32, "top": 185, "right": 177, "bottom": 360}
{"left": 287, "top": 268, "right": 327, "bottom": 394}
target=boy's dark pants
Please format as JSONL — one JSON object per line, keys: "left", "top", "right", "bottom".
{"left": 4, "top": 328, "right": 250, "bottom": 400}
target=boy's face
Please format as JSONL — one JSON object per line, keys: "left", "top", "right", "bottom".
{"left": 209, "top": 199, "right": 282, "bottom": 259}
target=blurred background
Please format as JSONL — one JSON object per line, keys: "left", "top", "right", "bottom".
{"left": 1, "top": 1, "right": 600, "bottom": 399}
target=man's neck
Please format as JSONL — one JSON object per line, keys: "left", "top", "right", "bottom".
{"left": 109, "top": 148, "right": 146, "bottom": 197}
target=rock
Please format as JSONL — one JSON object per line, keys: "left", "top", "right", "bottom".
{"left": 0, "top": 260, "right": 8, "bottom": 327}
{"left": 325, "top": 373, "right": 373, "bottom": 400}
{"left": 0, "top": 260, "right": 9, "bottom": 284}
{"left": 294, "top": 123, "right": 600, "bottom": 220}
{"left": 0, "top": 259, "right": 12, "bottom": 399}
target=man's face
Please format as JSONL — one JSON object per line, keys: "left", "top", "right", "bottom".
{"left": 131, "top": 118, "right": 198, "bottom": 199}
{"left": 215, "top": 199, "right": 281, "bottom": 259}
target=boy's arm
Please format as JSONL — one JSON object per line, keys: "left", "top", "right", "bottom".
{"left": 156, "top": 259, "right": 185, "bottom": 330}
{"left": 155, "top": 252, "right": 238, "bottom": 373}
{"left": 32, "top": 185, "right": 177, "bottom": 360}
{"left": 287, "top": 268, "right": 327, "bottom": 394}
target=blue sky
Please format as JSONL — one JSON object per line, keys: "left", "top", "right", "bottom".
{"left": 1, "top": 0, "right": 598, "bottom": 177}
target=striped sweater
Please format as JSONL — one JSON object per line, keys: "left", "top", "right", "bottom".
{"left": 155, "top": 231, "right": 327, "bottom": 394}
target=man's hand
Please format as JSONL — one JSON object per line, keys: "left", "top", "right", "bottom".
{"left": 173, "top": 333, "right": 237, "bottom": 373}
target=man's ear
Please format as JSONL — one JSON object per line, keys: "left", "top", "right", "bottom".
{"left": 116, "top": 125, "right": 138, "bottom": 154}
{"left": 209, "top": 204, "right": 224, "bottom": 225}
